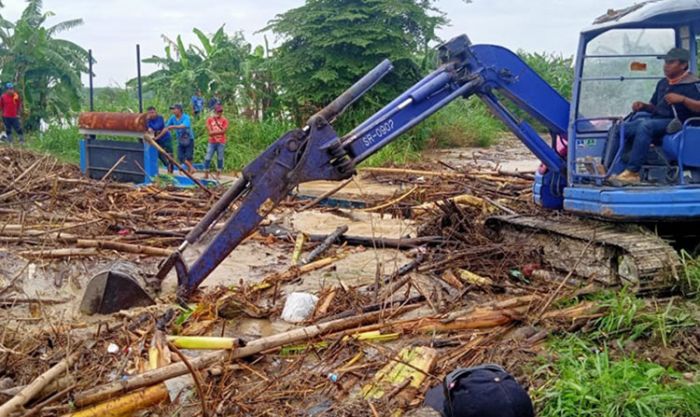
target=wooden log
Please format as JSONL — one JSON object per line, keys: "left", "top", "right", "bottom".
{"left": 0, "top": 351, "right": 78, "bottom": 417}
{"left": 72, "top": 307, "right": 410, "bottom": 407}
{"left": 300, "top": 225, "right": 348, "bottom": 265}
{"left": 75, "top": 240, "right": 171, "bottom": 257}
{"left": 18, "top": 248, "right": 99, "bottom": 259}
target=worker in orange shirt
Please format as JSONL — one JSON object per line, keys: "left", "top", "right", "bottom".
{"left": 0, "top": 83, "right": 25, "bottom": 144}
{"left": 204, "top": 104, "right": 229, "bottom": 179}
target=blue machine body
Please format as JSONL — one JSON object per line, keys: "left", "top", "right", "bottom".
{"left": 79, "top": 136, "right": 217, "bottom": 187}
{"left": 79, "top": 137, "right": 159, "bottom": 183}
{"left": 561, "top": 0, "right": 700, "bottom": 218}
{"left": 158, "top": 0, "right": 700, "bottom": 297}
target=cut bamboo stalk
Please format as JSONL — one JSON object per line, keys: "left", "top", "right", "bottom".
{"left": 18, "top": 248, "right": 99, "bottom": 259}
{"left": 167, "top": 336, "right": 239, "bottom": 350}
{"left": 61, "top": 385, "right": 168, "bottom": 417}
{"left": 290, "top": 233, "right": 306, "bottom": 266}
{"left": 76, "top": 239, "right": 171, "bottom": 257}
{"left": 73, "top": 307, "right": 410, "bottom": 407}
{"left": 0, "top": 351, "right": 78, "bottom": 417}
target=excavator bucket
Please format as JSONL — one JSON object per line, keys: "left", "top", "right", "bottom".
{"left": 80, "top": 270, "right": 155, "bottom": 315}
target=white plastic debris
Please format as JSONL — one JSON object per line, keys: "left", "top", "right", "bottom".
{"left": 280, "top": 292, "right": 319, "bottom": 323}
{"left": 107, "top": 343, "right": 120, "bottom": 354}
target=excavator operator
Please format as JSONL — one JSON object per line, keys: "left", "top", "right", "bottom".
{"left": 611, "top": 47, "right": 700, "bottom": 184}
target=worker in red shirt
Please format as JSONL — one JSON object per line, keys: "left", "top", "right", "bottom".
{"left": 0, "top": 83, "right": 25, "bottom": 144}
{"left": 204, "top": 104, "right": 229, "bottom": 179}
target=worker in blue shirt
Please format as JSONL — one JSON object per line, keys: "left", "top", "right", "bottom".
{"left": 207, "top": 91, "right": 222, "bottom": 111}
{"left": 191, "top": 89, "right": 204, "bottom": 119}
{"left": 157, "top": 104, "right": 196, "bottom": 173}
{"left": 146, "top": 106, "right": 173, "bottom": 173}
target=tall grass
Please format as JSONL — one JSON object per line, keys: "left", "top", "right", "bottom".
{"left": 590, "top": 289, "right": 695, "bottom": 347}
{"left": 535, "top": 336, "right": 700, "bottom": 417}
{"left": 428, "top": 100, "right": 504, "bottom": 148}
{"left": 27, "top": 126, "right": 81, "bottom": 163}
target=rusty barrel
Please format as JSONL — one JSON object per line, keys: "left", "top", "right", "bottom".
{"left": 78, "top": 112, "right": 147, "bottom": 132}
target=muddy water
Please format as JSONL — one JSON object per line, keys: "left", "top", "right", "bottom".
{"left": 4, "top": 177, "right": 423, "bottom": 336}
{"left": 158, "top": 208, "right": 415, "bottom": 317}
{"left": 424, "top": 136, "right": 541, "bottom": 172}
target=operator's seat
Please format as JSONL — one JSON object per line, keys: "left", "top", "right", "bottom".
{"left": 661, "top": 125, "right": 700, "bottom": 168}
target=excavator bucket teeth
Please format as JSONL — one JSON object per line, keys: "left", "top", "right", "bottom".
{"left": 80, "top": 271, "right": 155, "bottom": 315}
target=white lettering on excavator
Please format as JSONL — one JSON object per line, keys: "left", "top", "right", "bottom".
{"left": 361, "top": 119, "right": 395, "bottom": 148}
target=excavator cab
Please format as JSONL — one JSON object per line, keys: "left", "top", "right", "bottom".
{"left": 548, "top": 0, "right": 700, "bottom": 219}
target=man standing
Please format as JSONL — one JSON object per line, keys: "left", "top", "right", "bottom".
{"left": 207, "top": 91, "right": 222, "bottom": 111}
{"left": 204, "top": 104, "right": 229, "bottom": 179}
{"left": 191, "top": 89, "right": 204, "bottom": 119}
{"left": 0, "top": 83, "right": 25, "bottom": 144}
{"left": 160, "top": 104, "right": 196, "bottom": 173}
{"left": 146, "top": 106, "right": 173, "bottom": 173}
{"left": 612, "top": 48, "right": 700, "bottom": 184}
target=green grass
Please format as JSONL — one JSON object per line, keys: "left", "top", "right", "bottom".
{"left": 534, "top": 336, "right": 699, "bottom": 417}
{"left": 22, "top": 81, "right": 512, "bottom": 174}
{"left": 590, "top": 289, "right": 695, "bottom": 347}
{"left": 533, "top": 286, "right": 699, "bottom": 417}
{"left": 680, "top": 251, "right": 700, "bottom": 298}
{"left": 427, "top": 100, "right": 504, "bottom": 148}
{"left": 26, "top": 125, "right": 81, "bottom": 163}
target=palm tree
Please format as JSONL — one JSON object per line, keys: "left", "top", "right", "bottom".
{"left": 0, "top": 0, "right": 88, "bottom": 129}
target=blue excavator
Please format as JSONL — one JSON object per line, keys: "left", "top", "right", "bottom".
{"left": 81, "top": 0, "right": 700, "bottom": 314}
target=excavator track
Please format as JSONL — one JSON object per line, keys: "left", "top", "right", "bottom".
{"left": 485, "top": 215, "right": 681, "bottom": 290}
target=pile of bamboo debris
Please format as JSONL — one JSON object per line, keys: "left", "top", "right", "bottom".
{"left": 0, "top": 148, "right": 606, "bottom": 416}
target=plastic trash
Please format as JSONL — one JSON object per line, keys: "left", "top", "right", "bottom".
{"left": 281, "top": 292, "right": 319, "bottom": 323}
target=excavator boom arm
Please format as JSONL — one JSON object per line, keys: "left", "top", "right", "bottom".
{"left": 84, "top": 34, "right": 573, "bottom": 312}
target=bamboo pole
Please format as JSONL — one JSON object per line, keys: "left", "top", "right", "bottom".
{"left": 297, "top": 178, "right": 354, "bottom": 211}
{"left": 142, "top": 133, "right": 213, "bottom": 196}
{"left": 300, "top": 226, "right": 348, "bottom": 265}
{"left": 0, "top": 352, "right": 78, "bottom": 417}
{"left": 61, "top": 385, "right": 168, "bottom": 417}
{"left": 75, "top": 240, "right": 171, "bottom": 257}
{"left": 98, "top": 155, "right": 127, "bottom": 182}
{"left": 18, "top": 248, "right": 99, "bottom": 258}
{"left": 72, "top": 308, "right": 408, "bottom": 407}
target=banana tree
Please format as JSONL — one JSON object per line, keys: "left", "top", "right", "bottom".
{"left": 0, "top": 0, "right": 87, "bottom": 129}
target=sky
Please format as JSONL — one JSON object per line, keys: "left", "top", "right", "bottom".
{"left": 1, "top": 0, "right": 637, "bottom": 87}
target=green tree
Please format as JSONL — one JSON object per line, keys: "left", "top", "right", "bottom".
{"left": 0, "top": 0, "right": 88, "bottom": 129}
{"left": 138, "top": 27, "right": 267, "bottom": 115}
{"left": 263, "top": 0, "right": 446, "bottom": 124}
